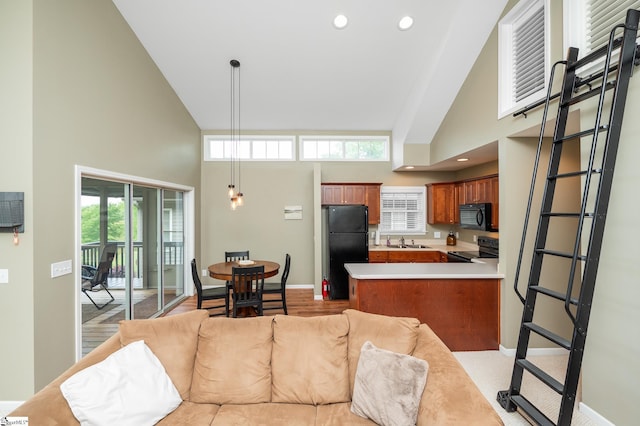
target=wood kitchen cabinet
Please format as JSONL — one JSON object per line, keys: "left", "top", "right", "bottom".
{"left": 369, "top": 250, "right": 441, "bottom": 263}
{"left": 321, "top": 183, "right": 382, "bottom": 224}
{"left": 461, "top": 174, "right": 499, "bottom": 230}
{"left": 426, "top": 183, "right": 456, "bottom": 225}
{"left": 368, "top": 251, "right": 389, "bottom": 263}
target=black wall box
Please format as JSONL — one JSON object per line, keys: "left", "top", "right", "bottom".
{"left": 0, "top": 192, "right": 24, "bottom": 233}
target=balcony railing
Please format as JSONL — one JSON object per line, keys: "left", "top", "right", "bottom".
{"left": 81, "top": 241, "right": 183, "bottom": 279}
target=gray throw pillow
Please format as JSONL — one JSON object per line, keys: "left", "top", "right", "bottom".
{"left": 351, "top": 341, "right": 429, "bottom": 426}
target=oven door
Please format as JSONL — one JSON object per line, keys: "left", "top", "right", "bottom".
{"left": 446, "top": 252, "right": 472, "bottom": 263}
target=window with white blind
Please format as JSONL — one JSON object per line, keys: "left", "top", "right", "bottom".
{"left": 498, "top": 0, "right": 550, "bottom": 118}
{"left": 379, "top": 186, "right": 426, "bottom": 235}
{"left": 564, "top": 0, "right": 640, "bottom": 67}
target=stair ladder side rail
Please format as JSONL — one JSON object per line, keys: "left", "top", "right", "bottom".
{"left": 559, "top": 9, "right": 640, "bottom": 425}
{"left": 498, "top": 8, "right": 640, "bottom": 426}
{"left": 510, "top": 59, "right": 569, "bottom": 306}
{"left": 496, "top": 47, "right": 580, "bottom": 426}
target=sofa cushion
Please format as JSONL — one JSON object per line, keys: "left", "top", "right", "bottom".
{"left": 343, "top": 309, "right": 420, "bottom": 395}
{"left": 60, "top": 340, "right": 182, "bottom": 426}
{"left": 350, "top": 341, "right": 429, "bottom": 426}
{"left": 119, "top": 309, "right": 209, "bottom": 400}
{"left": 190, "top": 316, "right": 274, "bottom": 404}
{"left": 315, "top": 403, "right": 378, "bottom": 425}
{"left": 156, "top": 401, "right": 220, "bottom": 426}
{"left": 271, "top": 314, "right": 350, "bottom": 405}
{"left": 211, "top": 403, "right": 316, "bottom": 426}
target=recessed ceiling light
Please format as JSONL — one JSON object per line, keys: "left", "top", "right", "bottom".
{"left": 457, "top": 158, "right": 469, "bottom": 162}
{"left": 398, "top": 16, "right": 414, "bottom": 31}
{"left": 333, "top": 14, "right": 348, "bottom": 29}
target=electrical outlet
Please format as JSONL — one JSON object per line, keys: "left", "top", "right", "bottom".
{"left": 202, "top": 269, "right": 208, "bottom": 277}
{"left": 456, "top": 232, "right": 459, "bottom": 238}
{"left": 434, "top": 231, "right": 441, "bottom": 238}
{"left": 473, "top": 235, "right": 477, "bottom": 242}
{"left": 0, "top": 269, "right": 8, "bottom": 284}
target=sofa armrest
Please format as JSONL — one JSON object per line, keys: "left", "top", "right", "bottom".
{"left": 9, "top": 333, "right": 122, "bottom": 425}
{"left": 412, "top": 324, "right": 503, "bottom": 425}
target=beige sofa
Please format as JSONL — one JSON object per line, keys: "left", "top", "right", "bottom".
{"left": 10, "top": 309, "right": 503, "bottom": 425}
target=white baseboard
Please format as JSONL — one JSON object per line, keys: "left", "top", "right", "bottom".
{"left": 579, "top": 402, "right": 614, "bottom": 426}
{"left": 0, "top": 401, "right": 23, "bottom": 416}
{"left": 283, "top": 283, "right": 321, "bottom": 299}
{"left": 499, "top": 345, "right": 568, "bottom": 357}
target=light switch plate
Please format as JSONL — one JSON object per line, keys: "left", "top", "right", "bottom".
{"left": 51, "top": 260, "right": 72, "bottom": 278}
{"left": 0, "top": 269, "right": 8, "bottom": 284}
{"left": 434, "top": 231, "right": 441, "bottom": 238}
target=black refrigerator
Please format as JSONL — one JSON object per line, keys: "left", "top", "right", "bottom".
{"left": 325, "top": 205, "right": 369, "bottom": 299}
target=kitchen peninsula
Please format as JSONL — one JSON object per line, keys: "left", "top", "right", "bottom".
{"left": 345, "top": 260, "right": 504, "bottom": 351}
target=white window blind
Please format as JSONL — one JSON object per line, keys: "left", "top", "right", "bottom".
{"left": 498, "top": 0, "right": 549, "bottom": 117}
{"left": 586, "top": 0, "right": 640, "bottom": 53}
{"left": 379, "top": 186, "right": 425, "bottom": 235}
{"left": 514, "top": 5, "right": 546, "bottom": 102}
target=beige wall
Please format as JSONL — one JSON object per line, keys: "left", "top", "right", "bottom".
{"left": 428, "top": 0, "right": 640, "bottom": 424}
{"left": 0, "top": 0, "right": 35, "bottom": 399}
{"left": 199, "top": 133, "right": 477, "bottom": 293}
{"left": 0, "top": 0, "right": 201, "bottom": 399}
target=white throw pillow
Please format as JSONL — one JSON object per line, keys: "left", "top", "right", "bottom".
{"left": 351, "top": 341, "right": 429, "bottom": 426}
{"left": 60, "top": 340, "right": 182, "bottom": 426}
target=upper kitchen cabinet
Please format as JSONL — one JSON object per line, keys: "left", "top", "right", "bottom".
{"left": 427, "top": 174, "right": 499, "bottom": 229}
{"left": 426, "top": 182, "right": 456, "bottom": 225}
{"left": 321, "top": 183, "right": 382, "bottom": 224}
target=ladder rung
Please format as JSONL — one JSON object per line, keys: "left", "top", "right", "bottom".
{"left": 535, "top": 248, "right": 586, "bottom": 261}
{"left": 530, "top": 285, "right": 579, "bottom": 305}
{"left": 549, "top": 168, "right": 602, "bottom": 180}
{"left": 561, "top": 81, "right": 616, "bottom": 108}
{"left": 517, "top": 359, "right": 565, "bottom": 394}
{"left": 554, "top": 125, "right": 608, "bottom": 143}
{"left": 541, "top": 211, "right": 594, "bottom": 218}
{"left": 510, "top": 395, "right": 555, "bottom": 426}
{"left": 524, "top": 322, "right": 571, "bottom": 349}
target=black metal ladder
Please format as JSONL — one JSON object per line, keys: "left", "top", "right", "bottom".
{"left": 497, "top": 9, "right": 640, "bottom": 426}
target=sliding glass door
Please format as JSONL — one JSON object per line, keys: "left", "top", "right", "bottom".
{"left": 80, "top": 176, "right": 187, "bottom": 356}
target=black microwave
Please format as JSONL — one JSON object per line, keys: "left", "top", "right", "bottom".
{"left": 459, "top": 203, "right": 492, "bottom": 231}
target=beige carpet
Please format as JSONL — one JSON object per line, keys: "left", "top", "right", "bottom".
{"left": 453, "top": 351, "right": 597, "bottom": 425}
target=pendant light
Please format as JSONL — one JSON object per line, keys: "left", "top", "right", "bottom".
{"left": 228, "top": 59, "right": 244, "bottom": 209}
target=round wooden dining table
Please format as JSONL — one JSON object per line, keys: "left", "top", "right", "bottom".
{"left": 208, "top": 260, "right": 280, "bottom": 317}
{"left": 207, "top": 260, "right": 280, "bottom": 281}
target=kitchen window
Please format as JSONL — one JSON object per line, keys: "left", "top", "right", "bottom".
{"left": 498, "top": 0, "right": 550, "bottom": 118}
{"left": 204, "top": 135, "right": 295, "bottom": 161}
{"left": 299, "top": 135, "right": 389, "bottom": 161}
{"left": 564, "top": 0, "right": 640, "bottom": 73}
{"left": 379, "top": 186, "right": 426, "bottom": 235}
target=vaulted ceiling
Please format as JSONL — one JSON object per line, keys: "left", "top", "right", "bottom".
{"left": 113, "top": 0, "right": 507, "bottom": 170}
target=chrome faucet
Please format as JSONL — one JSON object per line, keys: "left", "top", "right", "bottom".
{"left": 400, "top": 236, "right": 405, "bottom": 247}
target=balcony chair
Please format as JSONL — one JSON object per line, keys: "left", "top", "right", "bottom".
{"left": 191, "top": 259, "right": 229, "bottom": 317}
{"left": 81, "top": 243, "right": 117, "bottom": 310}
{"left": 231, "top": 265, "right": 265, "bottom": 318}
{"left": 262, "top": 253, "right": 290, "bottom": 315}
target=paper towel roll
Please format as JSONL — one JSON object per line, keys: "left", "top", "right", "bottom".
{"left": 375, "top": 230, "right": 380, "bottom": 246}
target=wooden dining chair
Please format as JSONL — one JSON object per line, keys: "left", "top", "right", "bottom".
{"left": 191, "top": 259, "right": 229, "bottom": 316}
{"left": 263, "top": 253, "right": 290, "bottom": 315}
{"left": 231, "top": 265, "right": 265, "bottom": 318}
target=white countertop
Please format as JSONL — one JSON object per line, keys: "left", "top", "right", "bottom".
{"left": 345, "top": 260, "right": 504, "bottom": 280}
